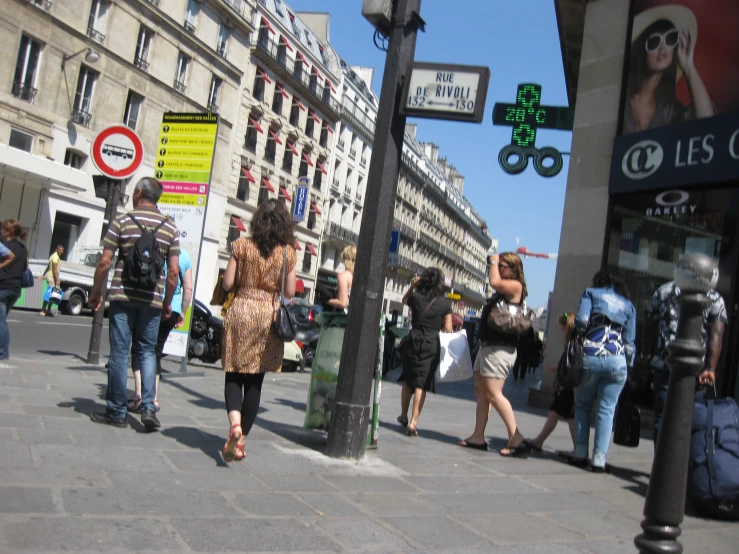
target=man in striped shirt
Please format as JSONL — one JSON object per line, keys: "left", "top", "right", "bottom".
{"left": 88, "top": 177, "right": 180, "bottom": 430}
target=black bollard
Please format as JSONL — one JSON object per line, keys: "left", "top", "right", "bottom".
{"left": 635, "top": 253, "right": 718, "bottom": 554}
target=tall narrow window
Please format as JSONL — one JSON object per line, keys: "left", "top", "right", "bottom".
{"left": 282, "top": 141, "right": 295, "bottom": 172}
{"left": 302, "top": 250, "right": 312, "bottom": 273}
{"left": 124, "top": 91, "right": 144, "bottom": 130}
{"left": 13, "top": 35, "right": 42, "bottom": 103}
{"left": 258, "top": 20, "right": 270, "bottom": 46}
{"left": 135, "top": 26, "right": 153, "bottom": 70}
{"left": 309, "top": 68, "right": 319, "bottom": 94}
{"left": 305, "top": 110, "right": 315, "bottom": 138}
{"left": 272, "top": 83, "right": 285, "bottom": 115}
{"left": 265, "top": 131, "right": 277, "bottom": 165}
{"left": 244, "top": 115, "right": 261, "bottom": 152}
{"left": 184, "top": 0, "right": 199, "bottom": 32}
{"left": 299, "top": 151, "right": 309, "bottom": 178}
{"left": 289, "top": 99, "right": 300, "bottom": 126}
{"left": 174, "top": 52, "right": 190, "bottom": 93}
{"left": 307, "top": 204, "right": 317, "bottom": 231}
{"left": 258, "top": 182, "right": 270, "bottom": 205}
{"left": 217, "top": 24, "right": 229, "bottom": 57}
{"left": 227, "top": 222, "right": 240, "bottom": 253}
{"left": 237, "top": 167, "right": 252, "bottom": 202}
{"left": 64, "top": 149, "right": 86, "bottom": 170}
{"left": 319, "top": 125, "right": 328, "bottom": 148}
{"left": 72, "top": 66, "right": 97, "bottom": 127}
{"left": 253, "top": 69, "right": 269, "bottom": 102}
{"left": 88, "top": 0, "right": 109, "bottom": 43}
{"left": 208, "top": 75, "right": 222, "bottom": 112}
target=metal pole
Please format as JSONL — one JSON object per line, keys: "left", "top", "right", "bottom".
{"left": 86, "top": 179, "right": 120, "bottom": 365}
{"left": 635, "top": 253, "right": 717, "bottom": 554}
{"left": 326, "top": 0, "right": 422, "bottom": 460}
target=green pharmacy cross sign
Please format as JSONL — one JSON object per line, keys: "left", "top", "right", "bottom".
{"left": 492, "top": 84, "right": 573, "bottom": 177}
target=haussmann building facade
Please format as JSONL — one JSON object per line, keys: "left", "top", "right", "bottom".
{"left": 538, "top": 0, "right": 739, "bottom": 409}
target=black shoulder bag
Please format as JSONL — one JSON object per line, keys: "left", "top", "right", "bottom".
{"left": 274, "top": 247, "right": 298, "bottom": 342}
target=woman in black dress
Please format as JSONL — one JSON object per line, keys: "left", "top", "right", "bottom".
{"left": 398, "top": 268, "right": 453, "bottom": 436}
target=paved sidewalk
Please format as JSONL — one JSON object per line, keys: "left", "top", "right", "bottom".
{"left": 0, "top": 354, "right": 736, "bottom": 553}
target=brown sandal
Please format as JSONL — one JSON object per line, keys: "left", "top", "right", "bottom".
{"left": 222, "top": 424, "right": 243, "bottom": 462}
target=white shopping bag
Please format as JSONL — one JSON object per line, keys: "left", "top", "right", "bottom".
{"left": 435, "top": 330, "right": 474, "bottom": 383}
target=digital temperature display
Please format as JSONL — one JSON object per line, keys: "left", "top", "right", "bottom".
{"left": 492, "top": 84, "right": 573, "bottom": 147}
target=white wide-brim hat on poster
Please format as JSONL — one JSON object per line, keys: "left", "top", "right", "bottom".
{"left": 632, "top": 4, "right": 698, "bottom": 81}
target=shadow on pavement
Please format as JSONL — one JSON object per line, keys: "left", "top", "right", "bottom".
{"left": 57, "top": 396, "right": 160, "bottom": 434}
{"left": 271, "top": 398, "right": 307, "bottom": 412}
{"left": 163, "top": 378, "right": 223, "bottom": 410}
{"left": 256, "top": 416, "right": 327, "bottom": 452}
{"left": 37, "top": 350, "right": 87, "bottom": 362}
{"left": 162, "top": 426, "right": 229, "bottom": 467}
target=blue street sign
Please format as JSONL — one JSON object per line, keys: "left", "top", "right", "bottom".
{"left": 293, "top": 185, "right": 309, "bottom": 222}
{"left": 388, "top": 229, "right": 400, "bottom": 265}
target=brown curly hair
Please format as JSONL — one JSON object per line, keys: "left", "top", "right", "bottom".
{"left": 499, "top": 252, "right": 528, "bottom": 299}
{"left": 250, "top": 199, "right": 295, "bottom": 258}
{"left": 1, "top": 219, "right": 28, "bottom": 241}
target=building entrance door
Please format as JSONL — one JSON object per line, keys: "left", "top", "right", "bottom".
{"left": 49, "top": 212, "right": 84, "bottom": 263}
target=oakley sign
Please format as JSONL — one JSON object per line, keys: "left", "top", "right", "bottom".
{"left": 622, "top": 140, "right": 664, "bottom": 180}
{"left": 646, "top": 190, "right": 697, "bottom": 217}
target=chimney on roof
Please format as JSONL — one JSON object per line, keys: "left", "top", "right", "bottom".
{"left": 296, "top": 12, "right": 330, "bottom": 43}
{"left": 405, "top": 123, "right": 417, "bottom": 139}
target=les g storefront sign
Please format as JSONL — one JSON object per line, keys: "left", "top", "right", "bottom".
{"left": 609, "top": 111, "right": 739, "bottom": 194}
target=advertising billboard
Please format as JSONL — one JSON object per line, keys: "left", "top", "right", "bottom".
{"left": 621, "top": 0, "right": 739, "bottom": 135}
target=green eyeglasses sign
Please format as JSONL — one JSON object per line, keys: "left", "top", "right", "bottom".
{"left": 492, "top": 83, "right": 574, "bottom": 178}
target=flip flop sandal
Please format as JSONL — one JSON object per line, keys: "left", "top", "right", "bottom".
{"left": 407, "top": 425, "right": 419, "bottom": 437}
{"left": 234, "top": 443, "right": 246, "bottom": 461}
{"left": 499, "top": 442, "right": 533, "bottom": 458}
{"left": 127, "top": 396, "right": 142, "bottom": 412}
{"left": 457, "top": 440, "right": 488, "bottom": 451}
{"left": 523, "top": 440, "right": 542, "bottom": 453}
{"left": 397, "top": 416, "right": 409, "bottom": 427}
{"left": 222, "top": 424, "right": 243, "bottom": 463}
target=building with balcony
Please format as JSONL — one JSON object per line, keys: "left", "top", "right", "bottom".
{"left": 1, "top": 0, "right": 254, "bottom": 281}
{"left": 217, "top": 0, "right": 341, "bottom": 301}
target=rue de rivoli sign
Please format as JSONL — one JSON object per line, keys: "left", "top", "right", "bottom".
{"left": 610, "top": 111, "right": 739, "bottom": 195}
{"left": 399, "top": 62, "right": 490, "bottom": 124}
{"left": 492, "top": 84, "right": 573, "bottom": 178}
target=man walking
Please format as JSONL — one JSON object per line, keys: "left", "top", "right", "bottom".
{"left": 40, "top": 244, "right": 63, "bottom": 316}
{"left": 88, "top": 178, "right": 179, "bottom": 430}
{"left": 643, "top": 278, "right": 727, "bottom": 445}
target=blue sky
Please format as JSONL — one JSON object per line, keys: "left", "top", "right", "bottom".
{"left": 290, "top": 0, "right": 572, "bottom": 307}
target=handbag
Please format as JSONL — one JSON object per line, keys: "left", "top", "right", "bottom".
{"left": 400, "top": 297, "right": 438, "bottom": 354}
{"left": 436, "top": 329, "right": 474, "bottom": 383}
{"left": 21, "top": 268, "right": 34, "bottom": 289}
{"left": 48, "top": 287, "right": 63, "bottom": 305}
{"left": 273, "top": 246, "right": 297, "bottom": 342}
{"left": 210, "top": 273, "right": 229, "bottom": 306}
{"left": 486, "top": 294, "right": 532, "bottom": 336}
{"left": 555, "top": 336, "right": 584, "bottom": 389}
{"left": 613, "top": 383, "right": 641, "bottom": 448}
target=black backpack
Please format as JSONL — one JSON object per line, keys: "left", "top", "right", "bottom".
{"left": 555, "top": 336, "right": 584, "bottom": 390}
{"left": 121, "top": 214, "right": 167, "bottom": 291}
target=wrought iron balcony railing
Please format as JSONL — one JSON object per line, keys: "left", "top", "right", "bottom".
{"left": 71, "top": 108, "right": 92, "bottom": 127}
{"left": 327, "top": 222, "right": 358, "bottom": 245}
{"left": 134, "top": 56, "right": 149, "bottom": 71}
{"left": 11, "top": 81, "right": 37, "bottom": 103}
{"left": 28, "top": 0, "right": 52, "bottom": 11}
{"left": 87, "top": 26, "right": 105, "bottom": 44}
{"left": 174, "top": 79, "right": 187, "bottom": 93}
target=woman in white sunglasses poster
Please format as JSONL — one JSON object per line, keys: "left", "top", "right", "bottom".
{"left": 622, "top": 0, "right": 739, "bottom": 135}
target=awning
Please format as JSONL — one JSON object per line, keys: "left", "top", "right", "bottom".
{"left": 0, "top": 144, "right": 90, "bottom": 193}
{"left": 230, "top": 215, "right": 247, "bottom": 232}
{"left": 280, "top": 186, "right": 292, "bottom": 202}
{"left": 241, "top": 167, "right": 256, "bottom": 183}
{"left": 327, "top": 81, "right": 336, "bottom": 93}
{"left": 316, "top": 161, "right": 328, "bottom": 175}
{"left": 293, "top": 240, "right": 301, "bottom": 250}
{"left": 278, "top": 35, "right": 294, "bottom": 51}
{"left": 310, "top": 111, "right": 321, "bottom": 124}
{"left": 287, "top": 142, "right": 298, "bottom": 156}
{"left": 257, "top": 68, "right": 272, "bottom": 84}
{"left": 302, "top": 152, "right": 314, "bottom": 166}
{"left": 260, "top": 18, "right": 275, "bottom": 34}
{"left": 296, "top": 51, "right": 308, "bottom": 65}
{"left": 310, "top": 201, "right": 322, "bottom": 215}
{"left": 324, "top": 124, "right": 334, "bottom": 133}
{"left": 295, "top": 99, "right": 306, "bottom": 111}
{"left": 307, "top": 243, "right": 318, "bottom": 256}
{"left": 269, "top": 130, "right": 282, "bottom": 145}
{"left": 276, "top": 84, "right": 289, "bottom": 99}
{"left": 249, "top": 118, "right": 264, "bottom": 133}
{"left": 312, "top": 68, "right": 324, "bottom": 81}
{"left": 295, "top": 279, "right": 305, "bottom": 293}
{"left": 261, "top": 177, "right": 275, "bottom": 192}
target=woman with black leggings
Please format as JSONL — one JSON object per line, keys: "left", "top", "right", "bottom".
{"left": 219, "top": 199, "right": 296, "bottom": 462}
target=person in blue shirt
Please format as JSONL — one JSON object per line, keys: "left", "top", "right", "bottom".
{"left": 129, "top": 245, "right": 193, "bottom": 411}
{"left": 569, "top": 268, "right": 636, "bottom": 473}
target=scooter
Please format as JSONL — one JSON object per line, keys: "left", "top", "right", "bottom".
{"left": 188, "top": 300, "right": 222, "bottom": 364}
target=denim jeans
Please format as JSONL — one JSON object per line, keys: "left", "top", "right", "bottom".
{"left": 107, "top": 301, "right": 161, "bottom": 418}
{"left": 574, "top": 354, "right": 627, "bottom": 467}
{"left": 653, "top": 368, "right": 706, "bottom": 448}
{"left": 0, "top": 289, "right": 20, "bottom": 360}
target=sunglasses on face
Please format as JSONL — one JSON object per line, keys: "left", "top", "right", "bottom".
{"left": 499, "top": 263, "right": 510, "bottom": 270}
{"left": 645, "top": 30, "right": 679, "bottom": 53}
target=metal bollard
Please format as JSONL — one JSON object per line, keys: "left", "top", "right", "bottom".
{"left": 635, "top": 253, "right": 717, "bottom": 554}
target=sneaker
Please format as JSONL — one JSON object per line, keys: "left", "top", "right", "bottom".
{"left": 140, "top": 410, "right": 161, "bottom": 430}
{"left": 90, "top": 412, "right": 127, "bottom": 428}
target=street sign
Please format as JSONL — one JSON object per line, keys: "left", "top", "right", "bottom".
{"left": 91, "top": 125, "right": 144, "bottom": 179}
{"left": 492, "top": 84, "right": 573, "bottom": 178}
{"left": 156, "top": 112, "right": 219, "bottom": 359}
{"left": 399, "top": 62, "right": 490, "bottom": 123}
{"left": 293, "top": 184, "right": 309, "bottom": 222}
{"left": 388, "top": 229, "right": 400, "bottom": 265}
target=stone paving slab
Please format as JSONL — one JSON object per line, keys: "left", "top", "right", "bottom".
{"left": 0, "top": 356, "right": 736, "bottom": 553}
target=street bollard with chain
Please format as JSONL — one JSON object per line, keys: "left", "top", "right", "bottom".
{"left": 635, "top": 253, "right": 718, "bottom": 554}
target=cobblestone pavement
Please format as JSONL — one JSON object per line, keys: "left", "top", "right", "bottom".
{"left": 0, "top": 354, "right": 736, "bottom": 553}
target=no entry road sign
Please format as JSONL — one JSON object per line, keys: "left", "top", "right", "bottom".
{"left": 91, "top": 125, "right": 144, "bottom": 179}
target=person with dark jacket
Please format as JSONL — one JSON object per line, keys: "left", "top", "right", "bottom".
{"left": 0, "top": 220, "right": 29, "bottom": 363}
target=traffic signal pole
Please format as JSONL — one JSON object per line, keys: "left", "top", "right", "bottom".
{"left": 326, "top": 0, "right": 423, "bottom": 460}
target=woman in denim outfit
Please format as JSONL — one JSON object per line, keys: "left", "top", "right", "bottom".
{"left": 570, "top": 268, "right": 636, "bottom": 472}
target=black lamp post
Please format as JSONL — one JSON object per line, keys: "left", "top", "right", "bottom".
{"left": 635, "top": 252, "right": 718, "bottom": 554}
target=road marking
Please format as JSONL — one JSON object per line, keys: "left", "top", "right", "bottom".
{"left": 7, "top": 319, "right": 21, "bottom": 323}
{"left": 36, "top": 322, "right": 106, "bottom": 328}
